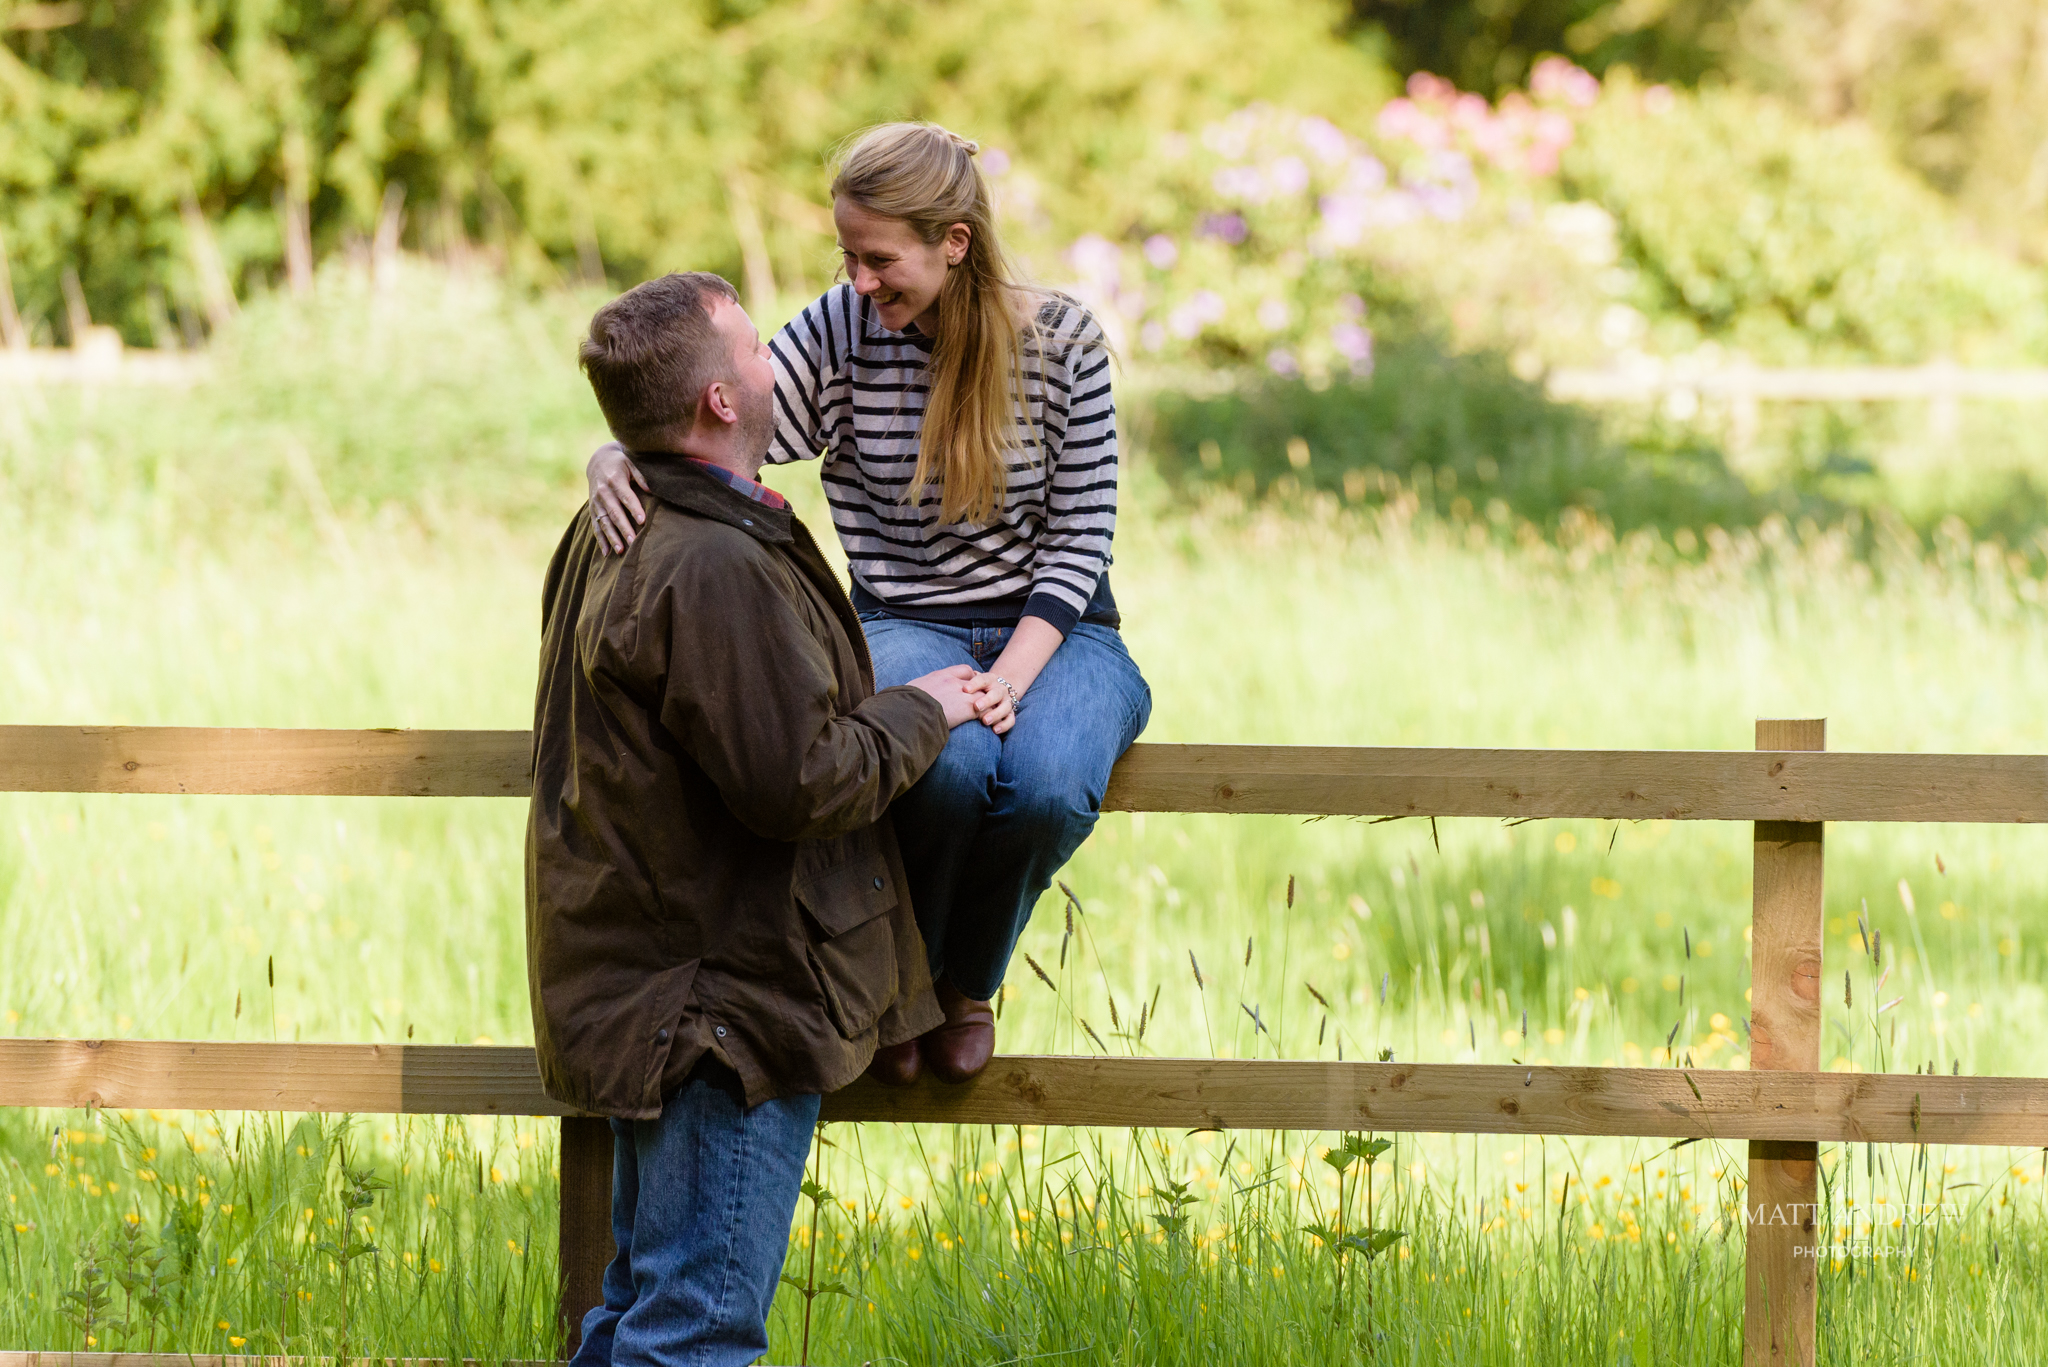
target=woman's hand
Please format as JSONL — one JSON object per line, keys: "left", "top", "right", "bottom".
{"left": 588, "top": 441, "right": 649, "bottom": 555}
{"left": 967, "top": 673, "right": 1020, "bottom": 735}
{"left": 968, "top": 616, "right": 1065, "bottom": 735}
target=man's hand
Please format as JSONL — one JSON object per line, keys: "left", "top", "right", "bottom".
{"left": 907, "top": 664, "right": 980, "bottom": 728}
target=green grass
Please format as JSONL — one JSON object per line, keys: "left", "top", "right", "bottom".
{"left": 8, "top": 263, "right": 2048, "bottom": 1361}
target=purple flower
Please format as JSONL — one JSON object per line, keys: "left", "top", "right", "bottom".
{"left": 1212, "top": 165, "right": 1268, "bottom": 203}
{"left": 1331, "top": 323, "right": 1374, "bottom": 376}
{"left": 981, "top": 147, "right": 1013, "bottom": 176}
{"left": 1404, "top": 150, "right": 1477, "bottom": 221}
{"left": 1143, "top": 234, "right": 1180, "bottom": 270}
{"left": 1199, "top": 212, "right": 1249, "bottom": 245}
{"left": 1269, "top": 156, "right": 1311, "bottom": 197}
{"left": 1167, "top": 290, "right": 1228, "bottom": 339}
{"left": 1313, "top": 156, "right": 1396, "bottom": 247}
{"left": 1065, "top": 234, "right": 1123, "bottom": 292}
{"left": 1297, "top": 116, "right": 1350, "bottom": 165}
{"left": 1266, "top": 347, "right": 1301, "bottom": 377}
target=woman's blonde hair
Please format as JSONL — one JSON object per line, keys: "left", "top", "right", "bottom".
{"left": 832, "top": 122, "right": 1037, "bottom": 525}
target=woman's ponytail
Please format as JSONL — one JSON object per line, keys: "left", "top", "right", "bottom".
{"left": 832, "top": 122, "right": 1034, "bottom": 526}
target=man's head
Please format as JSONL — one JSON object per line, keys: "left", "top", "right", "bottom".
{"left": 579, "top": 273, "right": 774, "bottom": 463}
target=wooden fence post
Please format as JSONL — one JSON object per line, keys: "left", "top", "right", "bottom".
{"left": 560, "top": 1115, "right": 615, "bottom": 1356}
{"left": 1744, "top": 719, "right": 1826, "bottom": 1366}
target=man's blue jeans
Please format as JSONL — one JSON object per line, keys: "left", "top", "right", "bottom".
{"left": 861, "top": 615, "right": 1152, "bottom": 1001}
{"left": 569, "top": 1062, "right": 820, "bottom": 1367}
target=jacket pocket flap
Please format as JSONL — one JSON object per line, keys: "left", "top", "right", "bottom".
{"left": 793, "top": 833, "right": 897, "bottom": 937}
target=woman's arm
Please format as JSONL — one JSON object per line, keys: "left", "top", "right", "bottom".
{"left": 966, "top": 308, "right": 1119, "bottom": 734}
{"left": 1018, "top": 308, "right": 1118, "bottom": 632}
{"left": 583, "top": 288, "right": 847, "bottom": 556}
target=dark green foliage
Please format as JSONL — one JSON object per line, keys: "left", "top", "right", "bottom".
{"left": 1146, "top": 340, "right": 1771, "bottom": 535}
{"left": 1347, "top": 0, "right": 1733, "bottom": 95}
{"left": 0, "top": 0, "right": 1388, "bottom": 344}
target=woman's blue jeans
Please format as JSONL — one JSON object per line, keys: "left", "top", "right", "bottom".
{"left": 862, "top": 616, "right": 1152, "bottom": 1001}
{"left": 569, "top": 1061, "right": 820, "bottom": 1367}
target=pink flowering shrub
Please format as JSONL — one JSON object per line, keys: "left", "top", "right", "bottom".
{"left": 1032, "top": 57, "right": 2045, "bottom": 379}
{"left": 1037, "top": 61, "right": 1621, "bottom": 380}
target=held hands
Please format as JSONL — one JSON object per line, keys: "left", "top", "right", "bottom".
{"left": 587, "top": 441, "right": 648, "bottom": 555}
{"left": 907, "top": 667, "right": 1021, "bottom": 733}
{"left": 966, "top": 672, "right": 1021, "bottom": 734}
{"left": 907, "top": 665, "right": 981, "bottom": 728}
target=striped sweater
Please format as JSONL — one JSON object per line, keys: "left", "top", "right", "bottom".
{"left": 767, "top": 284, "right": 1119, "bottom": 637}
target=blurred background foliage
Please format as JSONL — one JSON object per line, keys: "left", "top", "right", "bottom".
{"left": 3, "top": 0, "right": 2046, "bottom": 539}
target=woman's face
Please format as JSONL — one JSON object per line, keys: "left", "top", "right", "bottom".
{"left": 835, "top": 199, "right": 968, "bottom": 335}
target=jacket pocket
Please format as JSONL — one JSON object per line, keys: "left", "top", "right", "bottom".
{"left": 792, "top": 831, "right": 901, "bottom": 1039}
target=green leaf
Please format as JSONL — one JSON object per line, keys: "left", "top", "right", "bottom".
{"left": 1344, "top": 1136, "right": 1394, "bottom": 1162}
{"left": 1340, "top": 1227, "right": 1406, "bottom": 1257}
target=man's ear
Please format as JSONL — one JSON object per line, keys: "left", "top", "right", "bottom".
{"left": 701, "top": 378, "right": 740, "bottom": 429}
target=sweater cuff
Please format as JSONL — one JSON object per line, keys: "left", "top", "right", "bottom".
{"left": 1020, "top": 590, "right": 1081, "bottom": 638}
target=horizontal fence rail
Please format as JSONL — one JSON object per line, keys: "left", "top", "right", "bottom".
{"left": 10, "top": 719, "right": 2048, "bottom": 1367}
{"left": 4, "top": 1040, "right": 2048, "bottom": 1149}
{"left": 0, "top": 1358, "right": 555, "bottom": 1367}
{"left": 7, "top": 725, "right": 2048, "bottom": 821}
{"left": 1546, "top": 363, "right": 2048, "bottom": 404}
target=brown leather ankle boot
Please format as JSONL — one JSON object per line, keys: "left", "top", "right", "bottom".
{"left": 923, "top": 979, "right": 996, "bottom": 1084}
{"left": 864, "top": 1036, "right": 923, "bottom": 1087}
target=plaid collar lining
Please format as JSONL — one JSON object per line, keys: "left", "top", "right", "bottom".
{"left": 684, "top": 457, "right": 788, "bottom": 510}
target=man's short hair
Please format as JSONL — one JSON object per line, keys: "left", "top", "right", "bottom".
{"left": 579, "top": 272, "right": 741, "bottom": 450}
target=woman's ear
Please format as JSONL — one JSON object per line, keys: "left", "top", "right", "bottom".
{"left": 944, "top": 222, "right": 971, "bottom": 266}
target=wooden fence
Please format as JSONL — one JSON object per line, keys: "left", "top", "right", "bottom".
{"left": 1545, "top": 363, "right": 2048, "bottom": 455}
{"left": 7, "top": 722, "right": 2048, "bottom": 1366}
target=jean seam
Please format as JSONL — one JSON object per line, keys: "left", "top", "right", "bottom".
{"left": 700, "top": 1107, "right": 753, "bottom": 1364}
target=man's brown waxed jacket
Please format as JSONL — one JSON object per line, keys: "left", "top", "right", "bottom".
{"left": 525, "top": 455, "right": 948, "bottom": 1117}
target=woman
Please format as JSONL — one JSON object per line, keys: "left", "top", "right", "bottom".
{"left": 584, "top": 122, "right": 1150, "bottom": 1085}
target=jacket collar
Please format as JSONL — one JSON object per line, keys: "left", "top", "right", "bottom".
{"left": 631, "top": 451, "right": 793, "bottom": 545}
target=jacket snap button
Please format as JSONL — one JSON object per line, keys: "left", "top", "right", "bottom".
{"left": 654, "top": 1028, "right": 669, "bottom": 1044}
{"left": 715, "top": 1026, "right": 728, "bottom": 1038}
{"left": 873, "top": 876, "right": 885, "bottom": 890}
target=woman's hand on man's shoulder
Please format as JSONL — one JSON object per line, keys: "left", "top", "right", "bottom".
{"left": 588, "top": 441, "right": 648, "bottom": 555}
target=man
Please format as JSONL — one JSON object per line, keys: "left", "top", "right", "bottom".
{"left": 526, "top": 271, "right": 978, "bottom": 1365}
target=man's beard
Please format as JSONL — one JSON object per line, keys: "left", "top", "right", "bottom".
{"left": 737, "top": 391, "right": 775, "bottom": 465}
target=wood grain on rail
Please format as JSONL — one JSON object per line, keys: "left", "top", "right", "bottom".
{"left": 0, "top": 1039, "right": 569, "bottom": 1115}
{"left": 826, "top": 1058, "right": 2048, "bottom": 1145}
{"left": 7, "top": 1041, "right": 2048, "bottom": 1145}
{"left": 0, "top": 726, "right": 530, "bottom": 797}
{"left": 8, "top": 727, "right": 2048, "bottom": 821}
{"left": 0, "top": 1356, "right": 560, "bottom": 1367}
{"left": 1100, "top": 744, "right": 2048, "bottom": 822}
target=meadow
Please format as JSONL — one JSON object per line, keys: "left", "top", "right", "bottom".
{"left": 6, "top": 266, "right": 2048, "bottom": 1361}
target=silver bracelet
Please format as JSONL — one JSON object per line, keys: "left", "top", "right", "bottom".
{"left": 993, "top": 675, "right": 1021, "bottom": 706}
